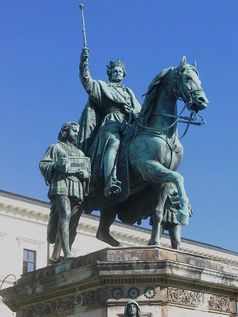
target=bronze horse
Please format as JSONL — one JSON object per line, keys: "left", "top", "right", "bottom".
{"left": 93, "top": 57, "right": 209, "bottom": 247}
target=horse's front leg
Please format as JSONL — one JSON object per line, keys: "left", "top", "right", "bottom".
{"left": 148, "top": 184, "right": 167, "bottom": 246}
{"left": 137, "top": 160, "right": 190, "bottom": 225}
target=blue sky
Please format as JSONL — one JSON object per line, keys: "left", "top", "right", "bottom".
{"left": 0, "top": 0, "right": 237, "bottom": 252}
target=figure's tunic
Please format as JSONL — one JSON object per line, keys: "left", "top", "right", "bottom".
{"left": 39, "top": 142, "right": 87, "bottom": 202}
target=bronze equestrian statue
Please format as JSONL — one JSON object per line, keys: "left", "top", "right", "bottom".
{"left": 78, "top": 53, "right": 208, "bottom": 249}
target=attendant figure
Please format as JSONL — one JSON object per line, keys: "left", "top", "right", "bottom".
{"left": 40, "top": 121, "right": 90, "bottom": 263}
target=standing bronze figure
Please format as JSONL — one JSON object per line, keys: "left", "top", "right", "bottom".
{"left": 40, "top": 122, "right": 90, "bottom": 263}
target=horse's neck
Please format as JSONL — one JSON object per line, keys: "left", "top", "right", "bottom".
{"left": 149, "top": 88, "right": 177, "bottom": 137}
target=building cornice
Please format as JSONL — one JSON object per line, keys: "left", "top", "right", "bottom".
{"left": 16, "top": 236, "right": 46, "bottom": 246}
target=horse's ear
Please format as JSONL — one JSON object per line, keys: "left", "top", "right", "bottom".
{"left": 178, "top": 56, "right": 187, "bottom": 72}
{"left": 193, "top": 61, "right": 197, "bottom": 69}
{"left": 181, "top": 56, "right": 187, "bottom": 64}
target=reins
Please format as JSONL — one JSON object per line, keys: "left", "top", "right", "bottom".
{"left": 134, "top": 68, "right": 206, "bottom": 140}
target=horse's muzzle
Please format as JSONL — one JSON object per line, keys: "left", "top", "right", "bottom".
{"left": 190, "top": 92, "right": 209, "bottom": 112}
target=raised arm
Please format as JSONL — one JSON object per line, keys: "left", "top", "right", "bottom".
{"left": 80, "top": 48, "right": 92, "bottom": 91}
{"left": 79, "top": 48, "right": 102, "bottom": 104}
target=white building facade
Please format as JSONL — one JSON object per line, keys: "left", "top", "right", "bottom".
{"left": 0, "top": 189, "right": 238, "bottom": 317}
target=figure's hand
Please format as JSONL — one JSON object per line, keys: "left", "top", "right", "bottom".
{"left": 130, "top": 109, "right": 139, "bottom": 119}
{"left": 57, "top": 156, "right": 68, "bottom": 167}
{"left": 78, "top": 170, "right": 90, "bottom": 180}
{"left": 124, "top": 104, "right": 132, "bottom": 113}
{"left": 81, "top": 47, "right": 89, "bottom": 62}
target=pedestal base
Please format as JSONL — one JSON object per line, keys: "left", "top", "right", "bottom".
{"left": 1, "top": 246, "right": 238, "bottom": 317}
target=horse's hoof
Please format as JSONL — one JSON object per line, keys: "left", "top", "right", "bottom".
{"left": 63, "top": 255, "right": 74, "bottom": 261}
{"left": 96, "top": 232, "right": 120, "bottom": 247}
{"left": 48, "top": 257, "right": 58, "bottom": 265}
{"left": 147, "top": 240, "right": 160, "bottom": 246}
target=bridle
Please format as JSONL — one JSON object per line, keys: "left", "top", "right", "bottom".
{"left": 174, "top": 68, "right": 205, "bottom": 107}
{"left": 128, "top": 66, "right": 206, "bottom": 169}
{"left": 159, "top": 68, "right": 206, "bottom": 139}
{"left": 130, "top": 66, "right": 206, "bottom": 140}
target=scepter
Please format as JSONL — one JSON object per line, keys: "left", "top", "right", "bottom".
{"left": 79, "top": 3, "right": 87, "bottom": 48}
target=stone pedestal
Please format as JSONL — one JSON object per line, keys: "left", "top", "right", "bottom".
{"left": 1, "top": 246, "right": 238, "bottom": 317}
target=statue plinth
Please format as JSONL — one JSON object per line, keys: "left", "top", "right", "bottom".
{"left": 1, "top": 246, "right": 238, "bottom": 316}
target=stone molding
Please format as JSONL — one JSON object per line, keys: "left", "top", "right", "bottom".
{"left": 15, "top": 286, "right": 235, "bottom": 317}
{"left": 21, "top": 290, "right": 101, "bottom": 317}
{"left": 0, "top": 232, "right": 7, "bottom": 240}
{"left": 16, "top": 236, "right": 46, "bottom": 246}
{"left": 110, "top": 286, "right": 158, "bottom": 301}
{"left": 167, "top": 287, "right": 231, "bottom": 312}
{"left": 167, "top": 287, "right": 205, "bottom": 306}
{"left": 208, "top": 294, "right": 231, "bottom": 311}
{"left": 0, "top": 201, "right": 49, "bottom": 225}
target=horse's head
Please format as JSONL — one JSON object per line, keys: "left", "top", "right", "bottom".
{"left": 175, "top": 56, "right": 208, "bottom": 113}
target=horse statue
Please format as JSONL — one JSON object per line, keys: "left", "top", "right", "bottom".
{"left": 83, "top": 56, "right": 208, "bottom": 248}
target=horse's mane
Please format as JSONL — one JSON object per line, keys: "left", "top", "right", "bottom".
{"left": 141, "top": 67, "right": 174, "bottom": 125}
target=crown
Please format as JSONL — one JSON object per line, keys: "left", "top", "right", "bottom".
{"left": 107, "top": 59, "right": 126, "bottom": 71}
{"left": 106, "top": 59, "right": 127, "bottom": 78}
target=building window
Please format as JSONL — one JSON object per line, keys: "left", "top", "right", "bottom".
{"left": 23, "top": 249, "right": 36, "bottom": 273}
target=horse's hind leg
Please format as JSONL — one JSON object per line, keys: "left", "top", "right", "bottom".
{"left": 148, "top": 184, "right": 167, "bottom": 246}
{"left": 136, "top": 160, "right": 190, "bottom": 225}
{"left": 96, "top": 208, "right": 120, "bottom": 246}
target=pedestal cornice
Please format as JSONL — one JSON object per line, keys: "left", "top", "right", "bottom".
{"left": 1, "top": 246, "right": 238, "bottom": 316}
